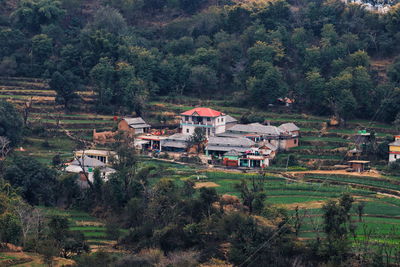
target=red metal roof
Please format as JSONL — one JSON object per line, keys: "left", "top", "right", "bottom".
{"left": 181, "top": 107, "right": 224, "bottom": 117}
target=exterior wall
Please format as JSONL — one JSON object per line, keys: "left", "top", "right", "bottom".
{"left": 181, "top": 115, "right": 226, "bottom": 137}
{"left": 350, "top": 163, "right": 364, "bottom": 172}
{"left": 389, "top": 153, "right": 400, "bottom": 163}
{"left": 118, "top": 120, "right": 135, "bottom": 136}
{"left": 284, "top": 138, "right": 299, "bottom": 149}
{"left": 136, "top": 128, "right": 144, "bottom": 134}
{"left": 75, "top": 151, "right": 113, "bottom": 164}
{"left": 390, "top": 145, "right": 400, "bottom": 152}
{"left": 223, "top": 158, "right": 239, "bottom": 167}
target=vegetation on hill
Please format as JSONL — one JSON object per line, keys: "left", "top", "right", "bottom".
{"left": 3, "top": 0, "right": 400, "bottom": 265}
{"left": 1, "top": 0, "right": 400, "bottom": 123}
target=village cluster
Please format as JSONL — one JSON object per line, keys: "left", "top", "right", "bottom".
{"left": 65, "top": 107, "right": 400, "bottom": 183}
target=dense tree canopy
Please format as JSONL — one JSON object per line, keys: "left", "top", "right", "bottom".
{"left": 2, "top": 0, "right": 400, "bottom": 120}
{"left": 0, "top": 101, "right": 23, "bottom": 147}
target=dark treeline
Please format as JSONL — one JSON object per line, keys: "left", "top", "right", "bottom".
{"left": 2, "top": 0, "right": 400, "bottom": 122}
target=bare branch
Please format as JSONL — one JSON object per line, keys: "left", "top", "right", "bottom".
{"left": 0, "top": 136, "right": 11, "bottom": 158}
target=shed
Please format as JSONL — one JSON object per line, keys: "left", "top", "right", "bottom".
{"left": 348, "top": 160, "right": 370, "bottom": 172}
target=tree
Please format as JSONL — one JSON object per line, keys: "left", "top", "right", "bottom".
{"left": 4, "top": 156, "right": 58, "bottom": 205}
{"left": 355, "top": 201, "right": 366, "bottom": 222}
{"left": 338, "top": 89, "right": 357, "bottom": 121}
{"left": 188, "top": 65, "right": 218, "bottom": 96}
{"left": 179, "top": 0, "right": 206, "bottom": 14}
{"left": 234, "top": 176, "right": 266, "bottom": 214}
{"left": 247, "top": 61, "right": 287, "bottom": 108}
{"left": 0, "top": 136, "right": 11, "bottom": 158}
{"left": 47, "top": 215, "right": 89, "bottom": 258}
{"left": 31, "top": 34, "right": 53, "bottom": 64}
{"left": 0, "top": 101, "right": 23, "bottom": 147}
{"left": 90, "top": 57, "right": 115, "bottom": 107}
{"left": 303, "top": 70, "right": 327, "bottom": 113}
{"left": 86, "top": 6, "right": 127, "bottom": 35}
{"left": 12, "top": 199, "right": 43, "bottom": 247}
{"left": 187, "top": 128, "right": 206, "bottom": 153}
{"left": 11, "top": 0, "right": 65, "bottom": 32}
{"left": 321, "top": 194, "right": 355, "bottom": 263}
{"left": 388, "top": 56, "right": 400, "bottom": 85}
{"left": 49, "top": 71, "right": 79, "bottom": 110}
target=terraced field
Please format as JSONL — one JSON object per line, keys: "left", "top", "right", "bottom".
{"left": 2, "top": 76, "right": 400, "bottom": 252}
{"left": 41, "top": 208, "right": 122, "bottom": 252}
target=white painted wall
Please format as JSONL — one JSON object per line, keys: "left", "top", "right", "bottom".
{"left": 389, "top": 154, "right": 399, "bottom": 163}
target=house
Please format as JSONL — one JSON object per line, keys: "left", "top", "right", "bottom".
{"left": 161, "top": 133, "right": 191, "bottom": 152}
{"left": 278, "top": 123, "right": 300, "bottom": 136}
{"left": 225, "top": 115, "right": 238, "bottom": 129}
{"left": 220, "top": 122, "right": 299, "bottom": 150}
{"left": 74, "top": 149, "right": 116, "bottom": 165}
{"left": 118, "top": 117, "right": 151, "bottom": 136}
{"left": 348, "top": 160, "right": 370, "bottom": 172}
{"left": 389, "top": 135, "right": 400, "bottom": 163}
{"left": 181, "top": 107, "right": 226, "bottom": 137}
{"left": 222, "top": 150, "right": 242, "bottom": 167}
{"left": 354, "top": 130, "right": 371, "bottom": 151}
{"left": 136, "top": 135, "right": 167, "bottom": 151}
{"left": 347, "top": 148, "right": 362, "bottom": 159}
{"left": 65, "top": 156, "right": 116, "bottom": 183}
{"left": 221, "top": 123, "right": 282, "bottom": 140}
{"left": 258, "top": 142, "right": 278, "bottom": 159}
{"left": 278, "top": 123, "right": 300, "bottom": 149}
{"left": 205, "top": 136, "right": 255, "bottom": 157}
{"left": 238, "top": 149, "right": 270, "bottom": 168}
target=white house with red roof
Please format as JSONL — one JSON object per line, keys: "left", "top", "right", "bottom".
{"left": 181, "top": 107, "right": 227, "bottom": 137}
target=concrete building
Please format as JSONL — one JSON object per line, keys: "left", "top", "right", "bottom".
{"left": 205, "top": 136, "right": 255, "bottom": 157}
{"left": 161, "top": 133, "right": 191, "bottom": 152}
{"left": 65, "top": 156, "right": 116, "bottom": 183}
{"left": 389, "top": 135, "right": 400, "bottom": 163}
{"left": 181, "top": 107, "right": 226, "bottom": 137}
{"left": 219, "top": 122, "right": 299, "bottom": 150}
{"left": 74, "top": 149, "right": 116, "bottom": 165}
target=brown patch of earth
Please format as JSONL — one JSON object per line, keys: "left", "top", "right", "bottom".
{"left": 194, "top": 182, "right": 220, "bottom": 189}
{"left": 282, "top": 201, "right": 326, "bottom": 210}
{"left": 288, "top": 169, "right": 382, "bottom": 178}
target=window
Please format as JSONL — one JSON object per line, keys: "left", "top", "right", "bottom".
{"left": 294, "top": 139, "right": 297, "bottom": 144}
{"left": 207, "top": 117, "right": 211, "bottom": 122}
{"left": 221, "top": 118, "right": 224, "bottom": 122}
{"left": 186, "top": 129, "right": 189, "bottom": 133}
{"left": 185, "top": 116, "right": 189, "bottom": 121}
{"left": 207, "top": 128, "right": 211, "bottom": 135}
{"left": 395, "top": 155, "right": 398, "bottom": 159}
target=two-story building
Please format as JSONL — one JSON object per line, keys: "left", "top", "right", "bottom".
{"left": 181, "top": 107, "right": 226, "bottom": 137}
{"left": 389, "top": 135, "right": 400, "bottom": 163}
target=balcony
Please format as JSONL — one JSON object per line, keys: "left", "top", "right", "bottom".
{"left": 181, "top": 121, "right": 214, "bottom": 127}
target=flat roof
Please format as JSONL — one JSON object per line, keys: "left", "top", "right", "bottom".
{"left": 138, "top": 135, "right": 167, "bottom": 141}
{"left": 348, "top": 160, "right": 370, "bottom": 164}
{"left": 75, "top": 150, "right": 116, "bottom": 156}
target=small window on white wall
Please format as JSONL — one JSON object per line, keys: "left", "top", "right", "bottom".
{"left": 395, "top": 155, "right": 398, "bottom": 159}
{"left": 186, "top": 129, "right": 189, "bottom": 133}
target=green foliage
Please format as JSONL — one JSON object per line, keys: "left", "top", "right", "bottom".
{"left": 4, "top": 156, "right": 58, "bottom": 205}
{"left": 0, "top": 101, "right": 23, "bottom": 147}
{"left": 49, "top": 71, "right": 80, "bottom": 109}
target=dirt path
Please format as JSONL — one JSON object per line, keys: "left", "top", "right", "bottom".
{"left": 288, "top": 169, "right": 382, "bottom": 178}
